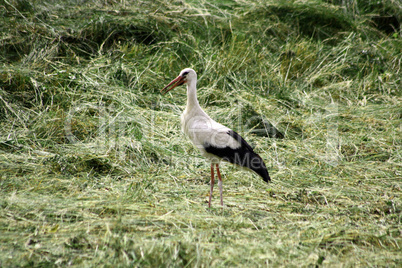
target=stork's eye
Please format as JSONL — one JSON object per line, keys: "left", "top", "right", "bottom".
{"left": 182, "top": 71, "right": 189, "bottom": 77}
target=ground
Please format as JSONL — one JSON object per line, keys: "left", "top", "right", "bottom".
{"left": 0, "top": 0, "right": 401, "bottom": 267}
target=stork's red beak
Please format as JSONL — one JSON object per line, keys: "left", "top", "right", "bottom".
{"left": 161, "top": 75, "right": 186, "bottom": 95}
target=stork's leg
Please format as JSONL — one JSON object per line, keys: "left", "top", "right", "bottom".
{"left": 216, "top": 164, "right": 223, "bottom": 206}
{"left": 209, "top": 163, "right": 215, "bottom": 208}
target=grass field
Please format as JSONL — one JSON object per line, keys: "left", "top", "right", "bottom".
{"left": 0, "top": 0, "right": 401, "bottom": 266}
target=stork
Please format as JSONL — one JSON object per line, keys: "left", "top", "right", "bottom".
{"left": 161, "top": 68, "right": 270, "bottom": 207}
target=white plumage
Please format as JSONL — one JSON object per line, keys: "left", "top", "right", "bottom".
{"left": 162, "top": 68, "right": 270, "bottom": 207}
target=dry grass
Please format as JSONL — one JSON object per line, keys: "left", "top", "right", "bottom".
{"left": 0, "top": 0, "right": 401, "bottom": 267}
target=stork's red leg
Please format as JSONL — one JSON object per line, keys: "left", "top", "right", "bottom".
{"left": 209, "top": 163, "right": 215, "bottom": 208}
{"left": 216, "top": 164, "right": 223, "bottom": 206}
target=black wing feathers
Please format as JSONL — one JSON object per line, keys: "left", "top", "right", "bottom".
{"left": 227, "top": 130, "right": 254, "bottom": 152}
{"left": 204, "top": 130, "right": 271, "bottom": 182}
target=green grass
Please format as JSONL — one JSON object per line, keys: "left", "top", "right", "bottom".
{"left": 0, "top": 0, "right": 401, "bottom": 266}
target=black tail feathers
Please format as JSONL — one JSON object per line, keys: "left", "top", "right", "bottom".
{"left": 248, "top": 154, "right": 271, "bottom": 183}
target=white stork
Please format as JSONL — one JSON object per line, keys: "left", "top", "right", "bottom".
{"left": 161, "top": 68, "right": 270, "bottom": 207}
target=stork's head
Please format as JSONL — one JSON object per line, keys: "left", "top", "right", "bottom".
{"left": 161, "top": 68, "right": 197, "bottom": 94}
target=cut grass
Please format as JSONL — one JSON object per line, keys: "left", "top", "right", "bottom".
{"left": 0, "top": 0, "right": 401, "bottom": 267}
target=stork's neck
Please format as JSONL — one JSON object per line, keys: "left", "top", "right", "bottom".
{"left": 186, "top": 79, "right": 200, "bottom": 111}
